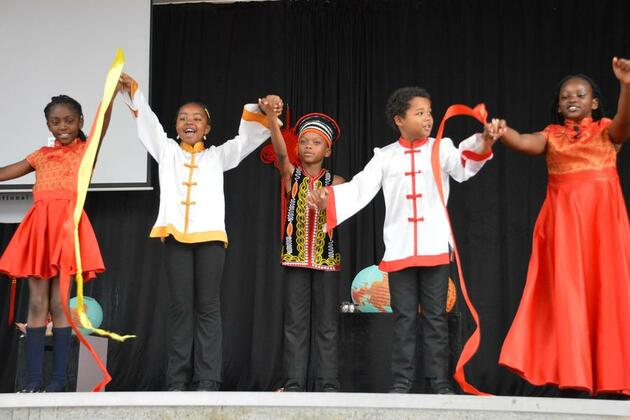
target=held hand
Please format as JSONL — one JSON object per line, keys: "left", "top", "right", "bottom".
{"left": 268, "top": 95, "right": 283, "bottom": 116}
{"left": 497, "top": 119, "right": 508, "bottom": 137}
{"left": 482, "top": 118, "right": 507, "bottom": 147}
{"left": 118, "top": 72, "right": 136, "bottom": 95}
{"left": 613, "top": 57, "right": 630, "bottom": 85}
{"left": 258, "top": 95, "right": 283, "bottom": 117}
{"left": 307, "top": 187, "right": 329, "bottom": 211}
{"left": 113, "top": 79, "right": 122, "bottom": 96}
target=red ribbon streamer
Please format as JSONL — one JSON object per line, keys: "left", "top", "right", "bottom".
{"left": 8, "top": 277, "right": 16, "bottom": 326}
{"left": 430, "top": 103, "right": 491, "bottom": 396}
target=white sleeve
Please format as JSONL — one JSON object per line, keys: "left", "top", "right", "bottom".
{"left": 439, "top": 134, "right": 493, "bottom": 183}
{"left": 327, "top": 149, "right": 384, "bottom": 228}
{"left": 216, "top": 103, "right": 272, "bottom": 172}
{"left": 121, "top": 89, "right": 171, "bottom": 163}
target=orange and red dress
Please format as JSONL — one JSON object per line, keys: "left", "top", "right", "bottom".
{"left": 499, "top": 117, "right": 630, "bottom": 395}
{"left": 0, "top": 139, "right": 104, "bottom": 281}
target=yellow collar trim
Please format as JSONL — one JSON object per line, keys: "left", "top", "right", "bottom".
{"left": 180, "top": 141, "right": 205, "bottom": 153}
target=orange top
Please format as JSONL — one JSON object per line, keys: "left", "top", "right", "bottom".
{"left": 541, "top": 118, "right": 617, "bottom": 175}
{"left": 26, "top": 138, "right": 86, "bottom": 193}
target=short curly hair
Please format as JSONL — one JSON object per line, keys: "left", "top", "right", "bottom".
{"left": 385, "top": 87, "right": 431, "bottom": 132}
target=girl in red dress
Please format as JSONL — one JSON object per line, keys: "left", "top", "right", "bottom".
{"left": 0, "top": 95, "right": 110, "bottom": 392}
{"left": 497, "top": 57, "right": 630, "bottom": 395}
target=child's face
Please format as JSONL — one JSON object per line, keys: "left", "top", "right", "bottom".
{"left": 46, "top": 104, "right": 83, "bottom": 145}
{"left": 176, "top": 103, "right": 211, "bottom": 145}
{"left": 395, "top": 96, "right": 433, "bottom": 140}
{"left": 298, "top": 132, "right": 330, "bottom": 164}
{"left": 558, "top": 78, "right": 599, "bottom": 122}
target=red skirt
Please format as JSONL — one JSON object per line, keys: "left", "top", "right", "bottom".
{"left": 499, "top": 168, "right": 630, "bottom": 395}
{"left": 0, "top": 190, "right": 104, "bottom": 281}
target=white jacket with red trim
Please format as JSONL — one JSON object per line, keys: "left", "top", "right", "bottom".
{"left": 326, "top": 134, "right": 492, "bottom": 272}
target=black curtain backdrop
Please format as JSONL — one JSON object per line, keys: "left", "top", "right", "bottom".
{"left": 1, "top": 0, "right": 629, "bottom": 395}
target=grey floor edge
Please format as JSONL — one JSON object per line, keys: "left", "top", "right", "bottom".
{"left": 0, "top": 392, "right": 628, "bottom": 419}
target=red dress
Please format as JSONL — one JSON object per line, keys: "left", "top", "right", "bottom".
{"left": 0, "top": 139, "right": 104, "bottom": 281}
{"left": 499, "top": 118, "right": 630, "bottom": 395}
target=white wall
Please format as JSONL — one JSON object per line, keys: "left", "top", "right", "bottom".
{"left": 0, "top": 0, "right": 151, "bottom": 192}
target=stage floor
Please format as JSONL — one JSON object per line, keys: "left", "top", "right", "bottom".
{"left": 1, "top": 392, "right": 629, "bottom": 419}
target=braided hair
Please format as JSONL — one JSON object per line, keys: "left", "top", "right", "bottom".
{"left": 550, "top": 74, "right": 606, "bottom": 124}
{"left": 44, "top": 95, "right": 87, "bottom": 141}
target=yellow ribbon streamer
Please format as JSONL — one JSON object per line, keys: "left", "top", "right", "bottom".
{"left": 73, "top": 49, "right": 135, "bottom": 342}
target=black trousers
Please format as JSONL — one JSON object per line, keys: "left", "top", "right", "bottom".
{"left": 388, "top": 264, "right": 450, "bottom": 385}
{"left": 163, "top": 238, "right": 225, "bottom": 386}
{"left": 283, "top": 267, "right": 339, "bottom": 388}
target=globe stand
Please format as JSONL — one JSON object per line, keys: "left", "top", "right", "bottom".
{"left": 76, "top": 334, "right": 109, "bottom": 391}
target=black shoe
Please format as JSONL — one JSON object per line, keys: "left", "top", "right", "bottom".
{"left": 196, "top": 380, "right": 220, "bottom": 391}
{"left": 18, "top": 382, "right": 43, "bottom": 393}
{"left": 283, "top": 380, "right": 305, "bottom": 392}
{"left": 316, "top": 378, "right": 340, "bottom": 392}
{"left": 389, "top": 382, "right": 411, "bottom": 393}
{"left": 428, "top": 378, "right": 455, "bottom": 395}
{"left": 44, "top": 381, "right": 66, "bottom": 393}
{"left": 166, "top": 382, "right": 187, "bottom": 391}
{"left": 321, "top": 383, "right": 339, "bottom": 392}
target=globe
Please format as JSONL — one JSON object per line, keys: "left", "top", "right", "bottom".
{"left": 351, "top": 265, "right": 392, "bottom": 313}
{"left": 351, "top": 265, "right": 457, "bottom": 313}
{"left": 69, "top": 296, "right": 103, "bottom": 336}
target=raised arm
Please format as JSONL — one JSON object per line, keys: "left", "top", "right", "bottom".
{"left": 440, "top": 119, "right": 505, "bottom": 183}
{"left": 100, "top": 82, "right": 119, "bottom": 143}
{"left": 499, "top": 125, "right": 547, "bottom": 155}
{"left": 259, "top": 97, "right": 293, "bottom": 191}
{"left": 217, "top": 94, "right": 281, "bottom": 172}
{"left": 608, "top": 57, "right": 630, "bottom": 144}
{"left": 92, "top": 86, "right": 120, "bottom": 169}
{"left": 0, "top": 160, "right": 34, "bottom": 182}
{"left": 117, "top": 72, "right": 171, "bottom": 162}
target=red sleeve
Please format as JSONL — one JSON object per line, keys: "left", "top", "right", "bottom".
{"left": 599, "top": 118, "right": 614, "bottom": 143}
{"left": 325, "top": 186, "right": 337, "bottom": 234}
{"left": 537, "top": 124, "right": 554, "bottom": 142}
{"left": 25, "top": 148, "right": 41, "bottom": 169}
{"left": 599, "top": 117, "right": 613, "bottom": 129}
{"left": 462, "top": 149, "right": 492, "bottom": 161}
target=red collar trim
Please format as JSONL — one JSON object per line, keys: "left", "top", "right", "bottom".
{"left": 563, "top": 117, "right": 594, "bottom": 130}
{"left": 299, "top": 164, "right": 326, "bottom": 179}
{"left": 398, "top": 137, "right": 428, "bottom": 148}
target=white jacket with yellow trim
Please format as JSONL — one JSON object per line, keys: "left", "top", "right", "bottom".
{"left": 126, "top": 89, "right": 271, "bottom": 245}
